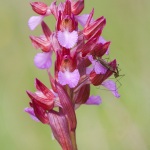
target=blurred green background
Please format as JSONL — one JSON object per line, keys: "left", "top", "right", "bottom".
{"left": 0, "top": 0, "right": 150, "bottom": 149}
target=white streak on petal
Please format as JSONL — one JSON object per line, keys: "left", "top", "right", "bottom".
{"left": 85, "top": 95, "right": 102, "bottom": 105}
{"left": 57, "top": 30, "right": 78, "bottom": 49}
{"left": 58, "top": 69, "right": 80, "bottom": 88}
{"left": 34, "top": 52, "right": 52, "bottom": 69}
{"left": 102, "top": 80, "right": 120, "bottom": 98}
{"left": 28, "top": 15, "right": 44, "bottom": 30}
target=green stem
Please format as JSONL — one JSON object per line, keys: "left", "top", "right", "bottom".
{"left": 70, "top": 131, "right": 78, "bottom": 150}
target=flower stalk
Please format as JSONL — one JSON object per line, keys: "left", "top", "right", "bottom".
{"left": 25, "top": 0, "right": 121, "bottom": 149}
{"left": 70, "top": 131, "right": 78, "bottom": 150}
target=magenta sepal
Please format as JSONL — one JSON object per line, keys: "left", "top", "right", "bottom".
{"left": 26, "top": 90, "right": 54, "bottom": 111}
{"left": 35, "top": 78, "right": 55, "bottom": 99}
{"left": 41, "top": 21, "right": 51, "bottom": 40}
{"left": 56, "top": 82, "right": 77, "bottom": 131}
{"left": 48, "top": 110, "right": 73, "bottom": 150}
{"left": 63, "top": 0, "right": 71, "bottom": 16}
{"left": 75, "top": 84, "right": 90, "bottom": 104}
{"left": 71, "top": 0, "right": 84, "bottom": 15}
{"left": 29, "top": 101, "right": 49, "bottom": 124}
{"left": 83, "top": 14, "right": 106, "bottom": 40}
{"left": 30, "top": 2, "right": 48, "bottom": 15}
{"left": 30, "top": 35, "right": 51, "bottom": 52}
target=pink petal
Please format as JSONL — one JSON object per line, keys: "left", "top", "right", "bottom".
{"left": 24, "top": 107, "right": 40, "bottom": 122}
{"left": 88, "top": 55, "right": 107, "bottom": 74}
{"left": 28, "top": 15, "right": 44, "bottom": 30}
{"left": 85, "top": 95, "right": 102, "bottom": 105}
{"left": 75, "top": 14, "right": 94, "bottom": 27}
{"left": 102, "top": 80, "right": 120, "bottom": 98}
{"left": 58, "top": 69, "right": 80, "bottom": 88}
{"left": 94, "top": 61, "right": 107, "bottom": 74}
{"left": 98, "top": 36, "right": 106, "bottom": 44}
{"left": 88, "top": 55, "right": 94, "bottom": 62}
{"left": 34, "top": 52, "right": 52, "bottom": 69}
{"left": 98, "top": 36, "right": 110, "bottom": 55}
{"left": 86, "top": 67, "right": 93, "bottom": 75}
{"left": 57, "top": 30, "right": 78, "bottom": 49}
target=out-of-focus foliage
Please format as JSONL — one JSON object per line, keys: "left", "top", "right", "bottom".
{"left": 0, "top": 0, "right": 150, "bottom": 149}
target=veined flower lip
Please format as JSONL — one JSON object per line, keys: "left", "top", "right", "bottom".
{"left": 57, "top": 30, "right": 78, "bottom": 49}
{"left": 58, "top": 69, "right": 80, "bottom": 88}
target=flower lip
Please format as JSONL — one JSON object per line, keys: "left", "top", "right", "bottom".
{"left": 57, "top": 30, "right": 78, "bottom": 49}
{"left": 58, "top": 69, "right": 80, "bottom": 88}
